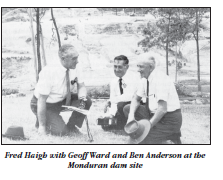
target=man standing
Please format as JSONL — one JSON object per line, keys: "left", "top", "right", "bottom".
{"left": 124, "top": 54, "right": 182, "bottom": 144}
{"left": 30, "top": 44, "right": 92, "bottom": 136}
{"left": 100, "top": 55, "right": 140, "bottom": 130}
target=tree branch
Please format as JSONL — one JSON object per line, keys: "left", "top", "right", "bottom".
{"left": 51, "top": 8, "right": 61, "bottom": 48}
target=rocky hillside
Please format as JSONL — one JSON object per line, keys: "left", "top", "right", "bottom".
{"left": 2, "top": 8, "right": 210, "bottom": 95}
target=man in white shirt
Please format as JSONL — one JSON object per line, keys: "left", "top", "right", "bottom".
{"left": 123, "top": 54, "right": 182, "bottom": 144}
{"left": 30, "top": 44, "right": 92, "bottom": 136}
{"left": 101, "top": 55, "right": 140, "bottom": 130}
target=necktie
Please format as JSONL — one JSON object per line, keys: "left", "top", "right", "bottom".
{"left": 65, "top": 69, "right": 71, "bottom": 106}
{"left": 146, "top": 79, "right": 150, "bottom": 116}
{"left": 119, "top": 78, "right": 123, "bottom": 95}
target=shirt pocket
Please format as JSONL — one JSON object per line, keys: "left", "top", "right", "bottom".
{"left": 148, "top": 93, "right": 157, "bottom": 111}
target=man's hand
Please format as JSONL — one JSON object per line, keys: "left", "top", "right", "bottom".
{"left": 149, "top": 100, "right": 167, "bottom": 128}
{"left": 37, "top": 94, "right": 48, "bottom": 135}
{"left": 126, "top": 94, "right": 141, "bottom": 124}
{"left": 127, "top": 115, "right": 135, "bottom": 124}
{"left": 79, "top": 98, "right": 87, "bottom": 109}
{"left": 38, "top": 126, "right": 47, "bottom": 135}
{"left": 104, "top": 114, "right": 114, "bottom": 119}
{"left": 104, "top": 101, "right": 111, "bottom": 113}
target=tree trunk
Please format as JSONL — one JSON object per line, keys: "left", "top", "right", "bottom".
{"left": 166, "top": 42, "right": 169, "bottom": 75}
{"left": 51, "top": 8, "right": 61, "bottom": 48}
{"left": 28, "top": 8, "right": 38, "bottom": 82}
{"left": 196, "top": 9, "right": 201, "bottom": 92}
{"left": 175, "top": 44, "right": 178, "bottom": 82}
{"left": 36, "top": 8, "right": 42, "bottom": 74}
{"left": 166, "top": 15, "right": 171, "bottom": 75}
{"left": 40, "top": 24, "right": 46, "bottom": 67}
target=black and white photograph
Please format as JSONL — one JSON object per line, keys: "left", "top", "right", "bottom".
{"left": 2, "top": 7, "right": 210, "bottom": 145}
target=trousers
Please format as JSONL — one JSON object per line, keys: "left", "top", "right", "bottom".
{"left": 30, "top": 94, "right": 92, "bottom": 136}
{"left": 102, "top": 101, "right": 130, "bottom": 130}
{"left": 123, "top": 104, "right": 182, "bottom": 144}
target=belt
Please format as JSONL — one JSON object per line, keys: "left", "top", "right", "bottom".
{"left": 150, "top": 109, "right": 181, "bottom": 117}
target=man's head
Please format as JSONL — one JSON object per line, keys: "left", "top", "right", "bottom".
{"left": 137, "top": 54, "right": 156, "bottom": 79}
{"left": 58, "top": 44, "right": 79, "bottom": 69}
{"left": 113, "top": 55, "right": 129, "bottom": 78}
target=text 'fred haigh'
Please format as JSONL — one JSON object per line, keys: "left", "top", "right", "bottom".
{"left": 4, "top": 152, "right": 206, "bottom": 160}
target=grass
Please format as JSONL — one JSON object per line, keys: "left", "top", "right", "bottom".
{"left": 180, "top": 104, "right": 210, "bottom": 144}
{"left": 178, "top": 79, "right": 210, "bottom": 85}
{"left": 186, "top": 85, "right": 210, "bottom": 93}
{"left": 2, "top": 93, "right": 210, "bottom": 144}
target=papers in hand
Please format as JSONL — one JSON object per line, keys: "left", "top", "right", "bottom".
{"left": 145, "top": 94, "right": 155, "bottom": 98}
{"left": 62, "top": 105, "right": 89, "bottom": 115}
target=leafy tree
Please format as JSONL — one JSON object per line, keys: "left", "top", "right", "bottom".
{"left": 51, "top": 8, "right": 61, "bottom": 48}
{"left": 27, "top": 8, "right": 47, "bottom": 81}
{"left": 36, "top": 8, "right": 42, "bottom": 74}
{"left": 139, "top": 8, "right": 180, "bottom": 75}
{"left": 167, "top": 8, "right": 193, "bottom": 82}
{"left": 139, "top": 7, "right": 210, "bottom": 87}
{"left": 175, "top": 8, "right": 210, "bottom": 91}
{"left": 189, "top": 8, "right": 210, "bottom": 92}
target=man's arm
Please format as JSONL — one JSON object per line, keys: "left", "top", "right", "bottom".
{"left": 37, "top": 94, "right": 49, "bottom": 135}
{"left": 149, "top": 100, "right": 167, "bottom": 128}
{"left": 77, "top": 82, "right": 87, "bottom": 99}
{"left": 111, "top": 76, "right": 140, "bottom": 104}
{"left": 127, "top": 94, "right": 142, "bottom": 123}
{"left": 106, "top": 81, "right": 117, "bottom": 117}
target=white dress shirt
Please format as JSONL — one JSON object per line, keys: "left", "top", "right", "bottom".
{"left": 136, "top": 68, "right": 180, "bottom": 113}
{"left": 34, "top": 63, "right": 84, "bottom": 103}
{"left": 109, "top": 71, "right": 140, "bottom": 116}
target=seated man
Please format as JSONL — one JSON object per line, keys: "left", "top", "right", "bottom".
{"left": 100, "top": 55, "right": 140, "bottom": 130}
{"left": 30, "top": 44, "right": 92, "bottom": 136}
{"left": 124, "top": 54, "right": 182, "bottom": 144}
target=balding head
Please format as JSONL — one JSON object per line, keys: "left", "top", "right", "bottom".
{"left": 58, "top": 44, "right": 79, "bottom": 60}
{"left": 137, "top": 53, "right": 156, "bottom": 79}
{"left": 138, "top": 53, "right": 156, "bottom": 68}
{"left": 58, "top": 44, "right": 79, "bottom": 69}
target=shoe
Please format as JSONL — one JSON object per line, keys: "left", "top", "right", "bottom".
{"left": 67, "top": 124, "right": 82, "bottom": 135}
{"left": 35, "top": 119, "right": 39, "bottom": 129}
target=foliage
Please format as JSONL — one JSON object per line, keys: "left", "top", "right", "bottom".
{"left": 87, "top": 85, "right": 110, "bottom": 99}
{"left": 140, "top": 8, "right": 193, "bottom": 49}
{"left": 2, "top": 88, "right": 19, "bottom": 96}
{"left": 60, "top": 25, "right": 77, "bottom": 36}
{"left": 97, "top": 8, "right": 154, "bottom": 15}
{"left": 27, "top": 8, "right": 47, "bottom": 22}
{"left": 103, "top": 24, "right": 122, "bottom": 34}
{"left": 178, "top": 79, "right": 210, "bottom": 85}
{"left": 138, "top": 21, "right": 162, "bottom": 49}
{"left": 139, "top": 8, "right": 210, "bottom": 77}
{"left": 174, "top": 83, "right": 193, "bottom": 97}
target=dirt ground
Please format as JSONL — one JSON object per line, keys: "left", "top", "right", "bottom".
{"left": 2, "top": 8, "right": 210, "bottom": 91}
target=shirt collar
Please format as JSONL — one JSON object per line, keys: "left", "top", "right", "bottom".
{"left": 116, "top": 71, "right": 128, "bottom": 82}
{"left": 58, "top": 63, "right": 68, "bottom": 72}
{"left": 148, "top": 68, "right": 157, "bottom": 82}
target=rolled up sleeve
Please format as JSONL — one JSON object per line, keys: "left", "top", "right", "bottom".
{"left": 155, "top": 76, "right": 170, "bottom": 102}
{"left": 136, "top": 79, "right": 146, "bottom": 98}
{"left": 37, "top": 68, "right": 52, "bottom": 95}
{"left": 76, "top": 63, "right": 84, "bottom": 84}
